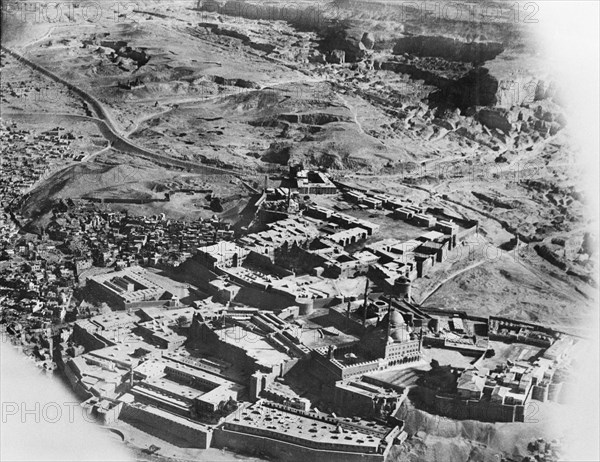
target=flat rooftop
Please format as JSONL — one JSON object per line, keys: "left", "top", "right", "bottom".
{"left": 166, "top": 351, "right": 230, "bottom": 371}
{"left": 131, "top": 384, "right": 193, "bottom": 411}
{"left": 87, "top": 341, "right": 159, "bottom": 368}
{"left": 215, "top": 326, "right": 293, "bottom": 368}
{"left": 89, "top": 267, "right": 164, "bottom": 292}
{"left": 144, "top": 377, "right": 205, "bottom": 400}
{"left": 134, "top": 357, "right": 167, "bottom": 379}
{"left": 69, "top": 356, "right": 123, "bottom": 384}
{"left": 165, "top": 361, "right": 235, "bottom": 389}
{"left": 477, "top": 341, "right": 544, "bottom": 370}
{"left": 75, "top": 311, "right": 139, "bottom": 332}
{"left": 227, "top": 404, "right": 381, "bottom": 450}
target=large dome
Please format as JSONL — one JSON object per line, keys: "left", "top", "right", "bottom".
{"left": 388, "top": 308, "right": 412, "bottom": 343}
{"left": 389, "top": 309, "right": 405, "bottom": 327}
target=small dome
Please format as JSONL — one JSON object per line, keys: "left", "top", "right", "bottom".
{"left": 390, "top": 329, "right": 405, "bottom": 342}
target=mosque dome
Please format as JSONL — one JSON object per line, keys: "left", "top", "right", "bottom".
{"left": 389, "top": 309, "right": 405, "bottom": 327}
{"left": 388, "top": 308, "right": 412, "bottom": 342}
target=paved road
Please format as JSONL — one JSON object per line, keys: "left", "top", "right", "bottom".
{"left": 1, "top": 45, "right": 236, "bottom": 176}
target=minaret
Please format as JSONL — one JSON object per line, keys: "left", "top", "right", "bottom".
{"left": 362, "top": 279, "right": 369, "bottom": 326}
{"left": 47, "top": 329, "right": 54, "bottom": 362}
{"left": 387, "top": 296, "right": 393, "bottom": 340}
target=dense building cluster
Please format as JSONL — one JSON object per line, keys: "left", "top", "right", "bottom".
{"left": 46, "top": 204, "right": 233, "bottom": 270}
{"left": 0, "top": 121, "right": 76, "bottom": 207}
{"left": 0, "top": 123, "right": 580, "bottom": 461}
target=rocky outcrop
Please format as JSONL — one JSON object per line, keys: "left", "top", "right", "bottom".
{"left": 393, "top": 35, "right": 504, "bottom": 63}
{"left": 252, "top": 111, "right": 352, "bottom": 128}
{"left": 198, "top": 23, "right": 276, "bottom": 53}
{"left": 278, "top": 112, "right": 351, "bottom": 125}
{"left": 381, "top": 61, "right": 452, "bottom": 88}
{"left": 361, "top": 32, "right": 375, "bottom": 50}
{"left": 471, "top": 191, "right": 515, "bottom": 209}
{"left": 99, "top": 41, "right": 150, "bottom": 69}
{"left": 327, "top": 49, "right": 346, "bottom": 64}
{"left": 427, "top": 65, "right": 563, "bottom": 134}
{"left": 476, "top": 108, "right": 514, "bottom": 133}
{"left": 197, "top": 0, "right": 327, "bottom": 31}
{"left": 476, "top": 102, "right": 566, "bottom": 135}
{"left": 493, "top": 75, "right": 559, "bottom": 108}
{"left": 320, "top": 25, "right": 372, "bottom": 62}
{"left": 211, "top": 76, "right": 260, "bottom": 89}
{"left": 197, "top": 0, "right": 378, "bottom": 63}
{"left": 535, "top": 244, "right": 567, "bottom": 270}
{"left": 428, "top": 68, "right": 499, "bottom": 110}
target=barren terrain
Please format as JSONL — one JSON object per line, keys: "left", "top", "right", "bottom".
{"left": 2, "top": 0, "right": 597, "bottom": 460}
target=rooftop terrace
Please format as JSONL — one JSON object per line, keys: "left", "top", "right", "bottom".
{"left": 215, "top": 326, "right": 294, "bottom": 368}
{"left": 225, "top": 402, "right": 385, "bottom": 452}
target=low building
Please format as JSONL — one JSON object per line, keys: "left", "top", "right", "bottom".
{"left": 333, "top": 377, "right": 405, "bottom": 418}
{"left": 196, "top": 241, "right": 249, "bottom": 270}
{"left": 119, "top": 398, "right": 213, "bottom": 449}
{"left": 294, "top": 170, "right": 337, "bottom": 195}
{"left": 456, "top": 370, "right": 485, "bottom": 400}
{"left": 213, "top": 401, "right": 401, "bottom": 462}
{"left": 130, "top": 356, "right": 244, "bottom": 416}
{"left": 136, "top": 320, "right": 187, "bottom": 350}
{"left": 85, "top": 267, "right": 175, "bottom": 310}
{"left": 412, "top": 213, "right": 436, "bottom": 228}
{"left": 81, "top": 397, "right": 123, "bottom": 424}
{"left": 324, "top": 227, "right": 368, "bottom": 247}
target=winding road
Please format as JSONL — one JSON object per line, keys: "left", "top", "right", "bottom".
{"left": 1, "top": 45, "right": 236, "bottom": 176}
{"left": 416, "top": 259, "right": 487, "bottom": 306}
